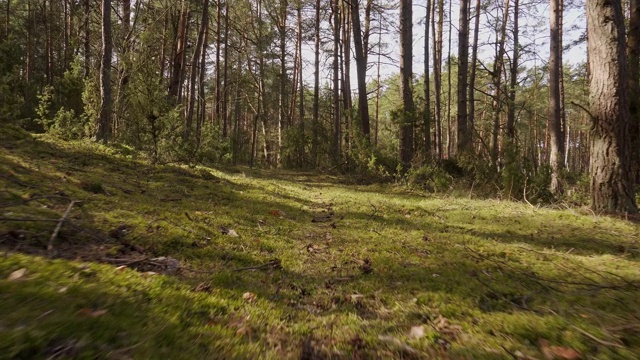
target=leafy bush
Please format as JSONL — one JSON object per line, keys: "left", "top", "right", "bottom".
{"left": 407, "top": 164, "right": 452, "bottom": 193}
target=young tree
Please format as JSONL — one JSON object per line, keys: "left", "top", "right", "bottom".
{"left": 587, "top": 0, "right": 638, "bottom": 213}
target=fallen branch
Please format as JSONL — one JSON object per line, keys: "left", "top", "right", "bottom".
{"left": 47, "top": 201, "right": 79, "bottom": 252}
{"left": 571, "top": 326, "right": 625, "bottom": 348}
{"left": 231, "top": 259, "right": 282, "bottom": 272}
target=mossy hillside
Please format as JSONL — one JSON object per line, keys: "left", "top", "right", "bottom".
{"left": 1, "top": 128, "right": 639, "bottom": 359}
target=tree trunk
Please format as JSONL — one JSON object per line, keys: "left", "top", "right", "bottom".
{"left": 587, "top": 0, "right": 638, "bottom": 213}
{"left": 169, "top": 0, "right": 189, "bottom": 102}
{"left": 400, "top": 0, "right": 415, "bottom": 168}
{"left": 277, "top": 0, "right": 288, "bottom": 167}
{"left": 216, "top": 0, "right": 223, "bottom": 134}
{"left": 423, "top": 0, "right": 432, "bottom": 159}
{"left": 185, "top": 0, "right": 209, "bottom": 142}
{"left": 629, "top": 0, "right": 640, "bottom": 183}
{"left": 351, "top": 0, "right": 371, "bottom": 141}
{"left": 222, "top": 2, "right": 230, "bottom": 137}
{"left": 505, "top": 0, "right": 518, "bottom": 141}
{"left": 468, "top": 0, "right": 481, "bottom": 151}
{"left": 96, "top": 0, "right": 113, "bottom": 143}
{"left": 312, "top": 0, "right": 321, "bottom": 164}
{"left": 549, "top": 0, "right": 565, "bottom": 194}
{"left": 490, "top": 0, "right": 510, "bottom": 168}
{"left": 332, "top": 0, "right": 341, "bottom": 163}
{"left": 433, "top": 0, "right": 443, "bottom": 159}
{"left": 457, "top": 0, "right": 470, "bottom": 156}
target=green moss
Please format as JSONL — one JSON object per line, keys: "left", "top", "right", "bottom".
{"left": 1, "top": 135, "right": 639, "bottom": 359}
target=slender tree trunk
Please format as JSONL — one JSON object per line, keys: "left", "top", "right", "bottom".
{"left": 468, "top": 0, "right": 481, "bottom": 151}
{"left": 96, "top": 0, "right": 113, "bottom": 143}
{"left": 216, "top": 0, "right": 223, "bottom": 134}
{"left": 549, "top": 0, "right": 565, "bottom": 194}
{"left": 185, "top": 0, "right": 209, "bottom": 142}
{"left": 400, "top": 0, "right": 415, "bottom": 168}
{"left": 457, "top": 0, "right": 470, "bottom": 156}
{"left": 423, "top": 0, "right": 432, "bottom": 159}
{"left": 297, "top": 2, "right": 305, "bottom": 165}
{"left": 433, "top": 0, "right": 443, "bottom": 159}
{"left": 505, "top": 0, "right": 518, "bottom": 141}
{"left": 629, "top": 0, "right": 640, "bottom": 183}
{"left": 446, "top": 0, "right": 453, "bottom": 158}
{"left": 490, "top": 0, "right": 510, "bottom": 168}
{"left": 277, "top": 0, "right": 288, "bottom": 167}
{"left": 197, "top": 19, "right": 209, "bottom": 147}
{"left": 312, "top": 0, "right": 321, "bottom": 164}
{"left": 169, "top": 0, "right": 189, "bottom": 101}
{"left": 587, "top": 0, "right": 638, "bottom": 213}
{"left": 222, "top": 2, "right": 230, "bottom": 137}
{"left": 374, "top": 17, "right": 382, "bottom": 147}
{"left": 351, "top": 0, "right": 371, "bottom": 141}
{"left": 332, "top": 0, "right": 341, "bottom": 163}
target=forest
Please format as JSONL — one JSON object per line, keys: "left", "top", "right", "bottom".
{"left": 1, "top": 0, "right": 640, "bottom": 359}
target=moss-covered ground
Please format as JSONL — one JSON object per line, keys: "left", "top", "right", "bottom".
{"left": 1, "top": 126, "right": 639, "bottom": 359}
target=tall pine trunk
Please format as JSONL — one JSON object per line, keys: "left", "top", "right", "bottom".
{"left": 96, "top": 0, "right": 113, "bottom": 143}
{"left": 587, "top": 0, "right": 638, "bottom": 213}
{"left": 400, "top": 0, "right": 415, "bottom": 168}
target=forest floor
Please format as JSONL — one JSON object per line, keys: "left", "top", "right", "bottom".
{"left": 1, "top": 126, "right": 640, "bottom": 360}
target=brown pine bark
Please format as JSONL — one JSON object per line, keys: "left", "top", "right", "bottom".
{"left": 587, "top": 0, "right": 638, "bottom": 213}
{"left": 96, "top": 0, "right": 113, "bottom": 143}
{"left": 433, "top": 0, "right": 443, "bottom": 159}
{"left": 629, "top": 0, "right": 640, "bottom": 184}
{"left": 490, "top": 0, "right": 510, "bottom": 167}
{"left": 400, "top": 0, "right": 415, "bottom": 168}
{"left": 312, "top": 0, "right": 321, "bottom": 164}
{"left": 332, "top": 0, "right": 341, "bottom": 162}
{"left": 468, "top": 0, "right": 481, "bottom": 149}
{"left": 185, "top": 0, "right": 209, "bottom": 142}
{"left": 457, "top": 0, "right": 470, "bottom": 156}
{"left": 423, "top": 0, "right": 432, "bottom": 159}
{"left": 549, "top": 0, "right": 565, "bottom": 194}
{"left": 351, "top": 0, "right": 371, "bottom": 141}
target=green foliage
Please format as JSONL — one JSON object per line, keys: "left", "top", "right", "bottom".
{"left": 406, "top": 164, "right": 452, "bottom": 193}
{"left": 0, "top": 39, "right": 24, "bottom": 123}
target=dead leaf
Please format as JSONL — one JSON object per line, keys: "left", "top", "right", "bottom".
{"left": 242, "top": 292, "right": 257, "bottom": 303}
{"left": 236, "top": 325, "right": 253, "bottom": 337}
{"left": 270, "top": 210, "right": 286, "bottom": 218}
{"left": 409, "top": 325, "right": 426, "bottom": 340}
{"left": 539, "top": 339, "right": 581, "bottom": 360}
{"left": 8, "top": 268, "right": 27, "bottom": 281}
{"left": 115, "top": 265, "right": 127, "bottom": 272}
{"left": 220, "top": 226, "right": 239, "bottom": 237}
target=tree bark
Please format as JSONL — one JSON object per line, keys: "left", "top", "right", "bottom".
{"left": 332, "top": 0, "right": 341, "bottom": 163}
{"left": 400, "top": 0, "right": 415, "bottom": 168}
{"left": 505, "top": 0, "right": 518, "bottom": 141}
{"left": 629, "top": 0, "right": 640, "bottom": 183}
{"left": 185, "top": 0, "right": 209, "bottom": 142}
{"left": 587, "top": 0, "right": 638, "bottom": 213}
{"left": 351, "top": 0, "right": 371, "bottom": 141}
{"left": 490, "top": 0, "right": 510, "bottom": 168}
{"left": 468, "top": 0, "right": 481, "bottom": 152}
{"left": 423, "top": 0, "right": 432, "bottom": 159}
{"left": 433, "top": 0, "right": 443, "bottom": 159}
{"left": 457, "top": 0, "right": 470, "bottom": 156}
{"left": 549, "top": 0, "right": 565, "bottom": 194}
{"left": 312, "top": 0, "right": 321, "bottom": 164}
{"left": 96, "top": 0, "right": 113, "bottom": 143}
